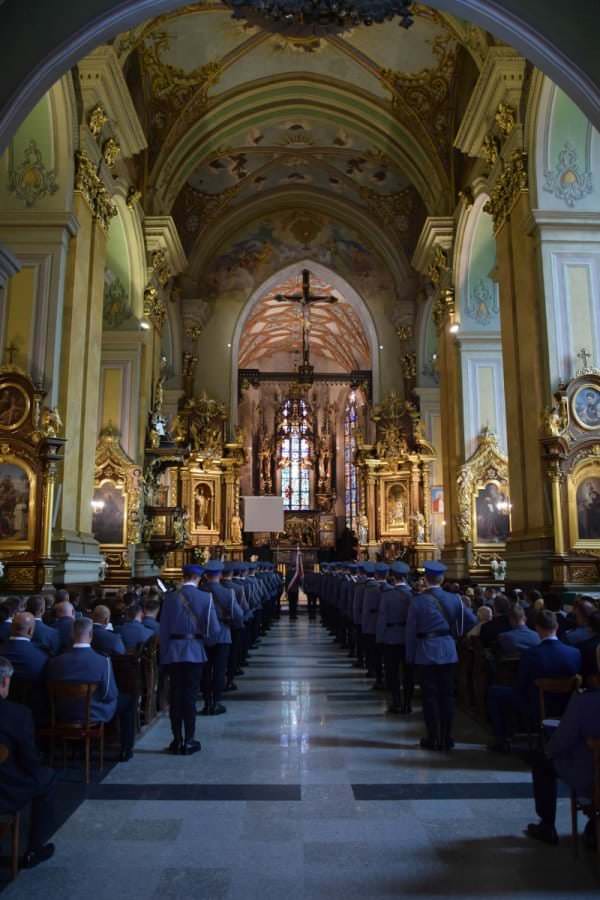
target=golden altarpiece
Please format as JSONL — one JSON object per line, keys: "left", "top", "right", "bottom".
{"left": 542, "top": 361, "right": 600, "bottom": 589}
{"left": 141, "top": 376, "right": 246, "bottom": 577}
{"left": 0, "top": 365, "right": 65, "bottom": 591}
{"left": 456, "top": 428, "right": 511, "bottom": 579}
{"left": 356, "top": 392, "right": 437, "bottom": 565}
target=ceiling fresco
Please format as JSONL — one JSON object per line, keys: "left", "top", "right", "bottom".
{"left": 116, "top": 2, "right": 489, "bottom": 264}
{"left": 238, "top": 271, "right": 371, "bottom": 371}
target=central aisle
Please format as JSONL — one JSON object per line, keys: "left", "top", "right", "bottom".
{"left": 8, "top": 617, "right": 599, "bottom": 899}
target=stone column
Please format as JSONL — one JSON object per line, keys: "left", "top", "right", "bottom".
{"left": 53, "top": 157, "right": 115, "bottom": 584}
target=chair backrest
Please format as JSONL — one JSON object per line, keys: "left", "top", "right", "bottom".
{"left": 0, "top": 744, "right": 8, "bottom": 766}
{"left": 586, "top": 738, "right": 600, "bottom": 809}
{"left": 47, "top": 681, "right": 97, "bottom": 727}
{"left": 8, "top": 678, "right": 34, "bottom": 709}
{"left": 535, "top": 675, "right": 582, "bottom": 721}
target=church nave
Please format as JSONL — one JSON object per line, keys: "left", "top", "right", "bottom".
{"left": 3, "top": 613, "right": 598, "bottom": 900}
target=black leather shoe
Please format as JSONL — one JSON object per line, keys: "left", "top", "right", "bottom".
{"left": 439, "top": 738, "right": 455, "bottom": 753}
{"left": 487, "top": 739, "right": 511, "bottom": 754}
{"left": 199, "top": 705, "right": 212, "bottom": 716}
{"left": 23, "top": 844, "right": 55, "bottom": 868}
{"left": 166, "top": 739, "right": 182, "bottom": 754}
{"left": 223, "top": 683, "right": 238, "bottom": 692}
{"left": 181, "top": 739, "right": 201, "bottom": 755}
{"left": 386, "top": 705, "right": 401, "bottom": 715}
{"left": 525, "top": 822, "right": 559, "bottom": 845}
{"left": 211, "top": 703, "right": 227, "bottom": 715}
{"left": 119, "top": 748, "right": 134, "bottom": 762}
{"left": 419, "top": 737, "right": 439, "bottom": 751}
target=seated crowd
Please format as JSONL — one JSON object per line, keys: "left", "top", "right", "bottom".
{"left": 0, "top": 561, "right": 282, "bottom": 872}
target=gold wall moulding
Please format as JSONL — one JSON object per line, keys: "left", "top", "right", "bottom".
{"left": 74, "top": 150, "right": 117, "bottom": 230}
{"left": 483, "top": 150, "right": 528, "bottom": 233}
{"left": 456, "top": 428, "right": 510, "bottom": 546}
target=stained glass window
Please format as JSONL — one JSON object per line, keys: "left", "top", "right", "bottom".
{"left": 344, "top": 391, "right": 359, "bottom": 531}
{"left": 280, "top": 398, "right": 311, "bottom": 511}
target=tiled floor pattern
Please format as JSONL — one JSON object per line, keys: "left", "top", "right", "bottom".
{"left": 4, "top": 616, "right": 599, "bottom": 899}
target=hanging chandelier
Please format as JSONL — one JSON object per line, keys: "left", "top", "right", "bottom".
{"left": 226, "top": 0, "right": 414, "bottom": 34}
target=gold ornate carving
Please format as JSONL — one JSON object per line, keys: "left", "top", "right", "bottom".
{"left": 432, "top": 288, "right": 455, "bottom": 333}
{"left": 185, "top": 325, "right": 203, "bottom": 340}
{"left": 481, "top": 135, "right": 500, "bottom": 166}
{"left": 143, "top": 285, "right": 166, "bottom": 331}
{"left": 74, "top": 150, "right": 117, "bottom": 230}
{"left": 484, "top": 150, "right": 528, "bottom": 232}
{"left": 396, "top": 325, "right": 413, "bottom": 341}
{"left": 427, "top": 245, "right": 449, "bottom": 285}
{"left": 358, "top": 186, "right": 413, "bottom": 231}
{"left": 102, "top": 138, "right": 121, "bottom": 168}
{"left": 401, "top": 352, "right": 417, "bottom": 379}
{"left": 151, "top": 248, "right": 173, "bottom": 287}
{"left": 495, "top": 102, "right": 516, "bottom": 137}
{"left": 88, "top": 104, "right": 108, "bottom": 138}
{"left": 126, "top": 186, "right": 142, "bottom": 209}
{"left": 39, "top": 407, "right": 63, "bottom": 438}
{"left": 172, "top": 390, "right": 227, "bottom": 459}
{"left": 456, "top": 428, "right": 509, "bottom": 544}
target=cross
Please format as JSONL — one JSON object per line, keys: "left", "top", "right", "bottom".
{"left": 578, "top": 347, "right": 592, "bottom": 369}
{"left": 275, "top": 269, "right": 337, "bottom": 368}
{"left": 3, "top": 342, "right": 18, "bottom": 365}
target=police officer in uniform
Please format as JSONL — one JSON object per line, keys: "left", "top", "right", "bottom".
{"left": 361, "top": 562, "right": 389, "bottom": 688}
{"left": 201, "top": 559, "right": 244, "bottom": 716}
{"left": 159, "top": 564, "right": 220, "bottom": 754}
{"left": 376, "top": 561, "right": 414, "bottom": 714}
{"left": 405, "top": 561, "right": 466, "bottom": 752}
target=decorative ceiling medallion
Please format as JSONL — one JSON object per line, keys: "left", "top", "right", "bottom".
{"left": 225, "top": 0, "right": 414, "bottom": 35}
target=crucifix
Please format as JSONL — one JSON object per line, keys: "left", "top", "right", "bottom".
{"left": 3, "top": 342, "right": 18, "bottom": 365}
{"left": 577, "top": 347, "right": 593, "bottom": 370}
{"left": 275, "top": 269, "right": 337, "bottom": 376}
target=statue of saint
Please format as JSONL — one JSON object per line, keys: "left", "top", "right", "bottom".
{"left": 358, "top": 514, "right": 369, "bottom": 545}
{"left": 194, "top": 484, "right": 211, "bottom": 528}
{"left": 231, "top": 513, "right": 243, "bottom": 545}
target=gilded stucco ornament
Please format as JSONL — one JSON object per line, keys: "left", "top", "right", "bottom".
{"left": 480, "top": 135, "right": 500, "bottom": 166}
{"left": 494, "top": 103, "right": 516, "bottom": 137}
{"left": 427, "top": 245, "right": 448, "bottom": 285}
{"left": 432, "top": 288, "right": 455, "bottom": 333}
{"left": 152, "top": 248, "right": 173, "bottom": 287}
{"left": 88, "top": 104, "right": 108, "bottom": 138}
{"left": 102, "top": 138, "right": 121, "bottom": 168}
{"left": 74, "top": 150, "right": 117, "bottom": 229}
{"left": 143, "top": 285, "right": 166, "bottom": 331}
{"left": 126, "top": 187, "right": 142, "bottom": 208}
{"left": 543, "top": 142, "right": 593, "bottom": 208}
{"left": 483, "top": 150, "right": 528, "bottom": 232}
{"left": 401, "top": 352, "right": 417, "bottom": 379}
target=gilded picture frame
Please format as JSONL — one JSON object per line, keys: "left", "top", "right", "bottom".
{"left": 567, "top": 457, "right": 600, "bottom": 549}
{"left": 571, "top": 383, "right": 600, "bottom": 432}
{"left": 92, "top": 478, "right": 128, "bottom": 548}
{"left": 0, "top": 382, "right": 31, "bottom": 432}
{"left": 472, "top": 478, "right": 511, "bottom": 547}
{"left": 0, "top": 455, "right": 37, "bottom": 551}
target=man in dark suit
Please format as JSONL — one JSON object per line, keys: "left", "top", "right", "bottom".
{"left": 527, "top": 687, "right": 600, "bottom": 846}
{"left": 480, "top": 593, "right": 512, "bottom": 648}
{"left": 116, "top": 604, "right": 154, "bottom": 651}
{"left": 26, "top": 595, "right": 60, "bottom": 656}
{"left": 497, "top": 604, "right": 541, "bottom": 658}
{"left": 0, "top": 613, "right": 48, "bottom": 683}
{"left": 142, "top": 595, "right": 161, "bottom": 635}
{"left": 47, "top": 617, "right": 134, "bottom": 761}
{"left": 91, "top": 606, "right": 126, "bottom": 657}
{"left": 0, "top": 597, "right": 22, "bottom": 643}
{"left": 487, "top": 610, "right": 582, "bottom": 753}
{"left": 580, "top": 610, "right": 600, "bottom": 680}
{"left": 50, "top": 600, "right": 75, "bottom": 651}
{"left": 0, "top": 656, "right": 56, "bottom": 868}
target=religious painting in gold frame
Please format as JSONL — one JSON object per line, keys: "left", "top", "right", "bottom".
{"left": 193, "top": 481, "right": 214, "bottom": 531}
{"left": 472, "top": 479, "right": 511, "bottom": 546}
{"left": 0, "top": 382, "right": 31, "bottom": 432}
{"left": 0, "top": 455, "right": 37, "bottom": 551}
{"left": 567, "top": 457, "right": 600, "bottom": 550}
{"left": 92, "top": 479, "right": 128, "bottom": 547}
{"left": 571, "top": 384, "right": 600, "bottom": 432}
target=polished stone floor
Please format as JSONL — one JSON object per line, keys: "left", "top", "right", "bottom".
{"left": 5, "top": 615, "right": 600, "bottom": 899}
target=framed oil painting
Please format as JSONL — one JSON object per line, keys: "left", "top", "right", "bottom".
{"left": 92, "top": 481, "right": 126, "bottom": 546}
{"left": 576, "top": 476, "right": 600, "bottom": 541}
{"left": 474, "top": 481, "right": 510, "bottom": 544}
{"left": 0, "top": 461, "right": 33, "bottom": 545}
{"left": 0, "top": 383, "right": 30, "bottom": 431}
{"left": 572, "top": 384, "right": 600, "bottom": 431}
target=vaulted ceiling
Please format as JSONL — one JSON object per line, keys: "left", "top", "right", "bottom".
{"left": 116, "top": 3, "right": 488, "bottom": 265}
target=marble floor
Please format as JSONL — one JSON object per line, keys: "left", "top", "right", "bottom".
{"left": 4, "top": 615, "right": 599, "bottom": 899}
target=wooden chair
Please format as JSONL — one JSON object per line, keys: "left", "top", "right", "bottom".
{"left": 41, "top": 682, "right": 104, "bottom": 784}
{"left": 113, "top": 650, "right": 143, "bottom": 732}
{"left": 0, "top": 745, "right": 20, "bottom": 880}
{"left": 8, "top": 678, "right": 35, "bottom": 711}
{"left": 535, "top": 675, "right": 582, "bottom": 725}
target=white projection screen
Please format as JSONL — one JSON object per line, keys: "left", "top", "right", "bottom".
{"left": 242, "top": 496, "right": 285, "bottom": 534}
